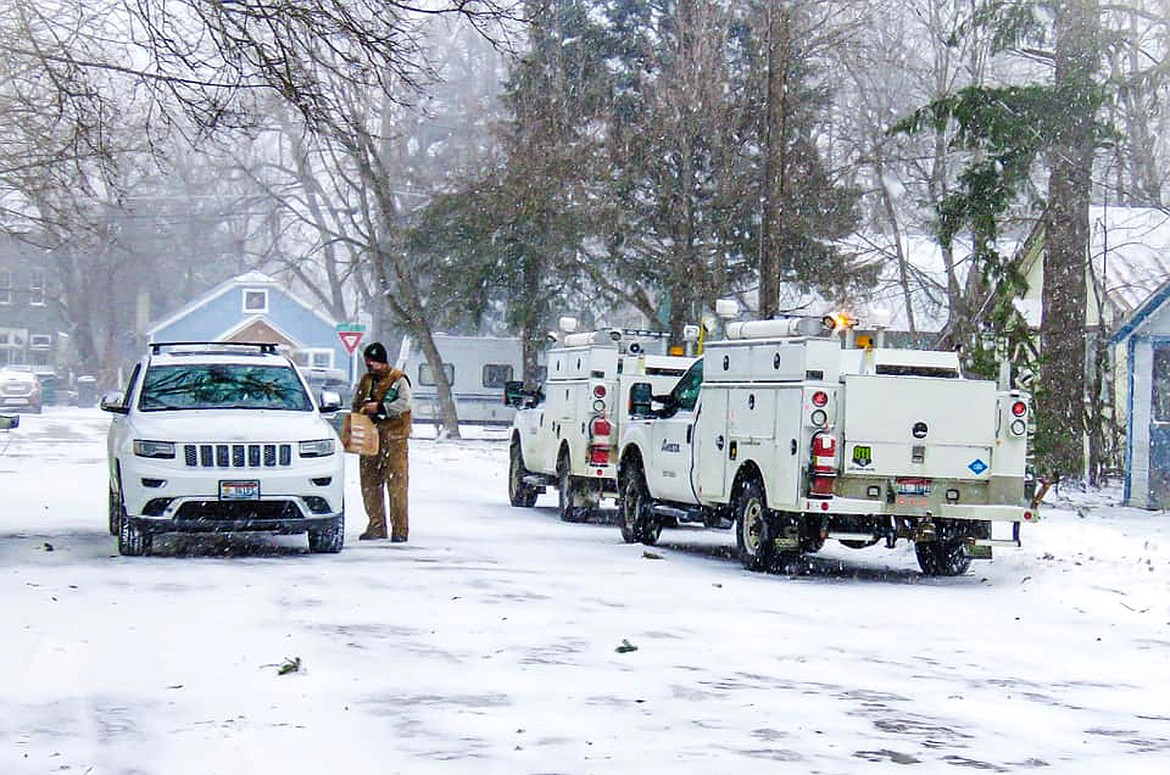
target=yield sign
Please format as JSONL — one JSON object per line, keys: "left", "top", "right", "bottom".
{"left": 338, "top": 330, "right": 365, "bottom": 355}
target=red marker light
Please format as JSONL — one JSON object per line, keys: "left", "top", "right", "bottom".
{"left": 811, "top": 391, "right": 828, "bottom": 407}
{"left": 1011, "top": 400, "right": 1027, "bottom": 417}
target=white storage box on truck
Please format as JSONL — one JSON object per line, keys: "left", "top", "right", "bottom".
{"left": 617, "top": 316, "right": 1038, "bottom": 576}
{"left": 505, "top": 327, "right": 696, "bottom": 522}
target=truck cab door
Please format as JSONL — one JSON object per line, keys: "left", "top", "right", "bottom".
{"left": 648, "top": 410, "right": 697, "bottom": 503}
{"left": 643, "top": 358, "right": 706, "bottom": 505}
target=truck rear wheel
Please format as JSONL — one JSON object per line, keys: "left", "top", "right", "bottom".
{"left": 734, "top": 478, "right": 773, "bottom": 572}
{"left": 915, "top": 539, "right": 971, "bottom": 576}
{"left": 558, "top": 455, "right": 589, "bottom": 523}
{"left": 508, "top": 440, "right": 538, "bottom": 507}
{"left": 619, "top": 465, "right": 660, "bottom": 546}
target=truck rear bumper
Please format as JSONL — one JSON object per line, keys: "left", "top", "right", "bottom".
{"left": 802, "top": 495, "right": 1039, "bottom": 524}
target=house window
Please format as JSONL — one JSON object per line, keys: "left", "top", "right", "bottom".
{"left": 482, "top": 363, "right": 514, "bottom": 389}
{"left": 29, "top": 271, "right": 45, "bottom": 306}
{"left": 0, "top": 271, "right": 11, "bottom": 305}
{"left": 418, "top": 362, "right": 454, "bottom": 387}
{"left": 293, "top": 348, "right": 334, "bottom": 369}
{"left": 1153, "top": 347, "right": 1170, "bottom": 423}
{"left": 243, "top": 289, "right": 268, "bottom": 313}
{"left": 29, "top": 334, "right": 51, "bottom": 350}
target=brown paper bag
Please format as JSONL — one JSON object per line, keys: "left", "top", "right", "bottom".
{"left": 342, "top": 412, "right": 379, "bottom": 456}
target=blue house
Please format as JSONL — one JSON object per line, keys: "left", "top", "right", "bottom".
{"left": 1112, "top": 279, "right": 1170, "bottom": 509}
{"left": 146, "top": 271, "right": 348, "bottom": 374}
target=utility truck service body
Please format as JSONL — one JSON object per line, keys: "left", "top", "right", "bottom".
{"left": 617, "top": 318, "right": 1037, "bottom": 576}
{"left": 505, "top": 328, "right": 695, "bottom": 521}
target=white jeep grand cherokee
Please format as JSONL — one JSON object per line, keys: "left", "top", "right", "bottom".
{"left": 101, "top": 342, "right": 345, "bottom": 556}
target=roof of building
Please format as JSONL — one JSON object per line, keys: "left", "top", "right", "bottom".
{"left": 145, "top": 271, "right": 338, "bottom": 336}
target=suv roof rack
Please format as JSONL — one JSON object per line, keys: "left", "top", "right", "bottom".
{"left": 149, "top": 341, "right": 280, "bottom": 356}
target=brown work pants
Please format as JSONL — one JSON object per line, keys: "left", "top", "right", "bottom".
{"left": 359, "top": 429, "right": 409, "bottom": 539}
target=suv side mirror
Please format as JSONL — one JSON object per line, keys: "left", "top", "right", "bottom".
{"left": 318, "top": 390, "right": 343, "bottom": 413}
{"left": 99, "top": 391, "right": 129, "bottom": 415}
{"left": 629, "top": 382, "right": 653, "bottom": 417}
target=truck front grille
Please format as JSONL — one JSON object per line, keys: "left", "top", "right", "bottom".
{"left": 183, "top": 443, "right": 293, "bottom": 468}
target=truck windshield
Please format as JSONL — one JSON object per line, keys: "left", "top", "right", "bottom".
{"left": 672, "top": 359, "right": 703, "bottom": 411}
{"left": 139, "top": 364, "right": 313, "bottom": 411}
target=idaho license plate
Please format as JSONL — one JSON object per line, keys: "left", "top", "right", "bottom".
{"left": 220, "top": 479, "right": 260, "bottom": 500}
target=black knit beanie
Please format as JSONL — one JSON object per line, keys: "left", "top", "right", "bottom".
{"left": 363, "top": 342, "right": 388, "bottom": 364}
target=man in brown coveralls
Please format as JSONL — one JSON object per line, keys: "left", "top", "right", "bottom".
{"left": 352, "top": 341, "right": 412, "bottom": 541}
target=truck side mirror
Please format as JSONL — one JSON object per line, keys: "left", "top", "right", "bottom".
{"left": 629, "top": 382, "right": 653, "bottom": 416}
{"left": 504, "top": 380, "right": 527, "bottom": 408}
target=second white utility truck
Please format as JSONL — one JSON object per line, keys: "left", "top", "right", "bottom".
{"left": 617, "top": 316, "right": 1038, "bottom": 576}
{"left": 505, "top": 327, "right": 696, "bottom": 521}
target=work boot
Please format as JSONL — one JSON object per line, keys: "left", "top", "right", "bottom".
{"left": 390, "top": 535, "right": 408, "bottom": 543}
{"left": 359, "top": 532, "right": 387, "bottom": 540}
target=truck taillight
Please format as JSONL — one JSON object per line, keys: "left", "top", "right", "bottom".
{"left": 1011, "top": 400, "right": 1028, "bottom": 417}
{"left": 809, "top": 431, "right": 838, "bottom": 498}
{"left": 593, "top": 384, "right": 607, "bottom": 399}
{"left": 811, "top": 390, "right": 828, "bottom": 407}
{"left": 588, "top": 415, "right": 613, "bottom": 467}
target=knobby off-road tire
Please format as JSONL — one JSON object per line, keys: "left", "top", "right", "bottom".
{"left": 308, "top": 513, "right": 345, "bottom": 554}
{"left": 915, "top": 538, "right": 972, "bottom": 576}
{"left": 733, "top": 477, "right": 774, "bottom": 572}
{"left": 508, "top": 441, "right": 539, "bottom": 508}
{"left": 619, "top": 465, "right": 660, "bottom": 546}
{"left": 557, "top": 456, "right": 589, "bottom": 523}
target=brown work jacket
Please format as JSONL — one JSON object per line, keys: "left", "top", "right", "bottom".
{"left": 353, "top": 367, "right": 412, "bottom": 439}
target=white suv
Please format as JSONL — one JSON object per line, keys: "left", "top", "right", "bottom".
{"left": 101, "top": 342, "right": 346, "bottom": 556}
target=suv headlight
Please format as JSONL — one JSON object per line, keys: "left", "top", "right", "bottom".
{"left": 299, "top": 439, "right": 335, "bottom": 457}
{"left": 133, "top": 440, "right": 176, "bottom": 458}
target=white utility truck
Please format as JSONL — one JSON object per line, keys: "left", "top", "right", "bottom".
{"left": 617, "top": 316, "right": 1038, "bottom": 576}
{"left": 505, "top": 327, "right": 696, "bottom": 521}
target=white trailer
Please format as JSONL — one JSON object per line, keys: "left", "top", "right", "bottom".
{"left": 396, "top": 334, "right": 525, "bottom": 426}
{"left": 617, "top": 316, "right": 1038, "bottom": 576}
{"left": 505, "top": 328, "right": 696, "bottom": 522}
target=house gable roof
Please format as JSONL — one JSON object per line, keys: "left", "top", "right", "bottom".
{"left": 219, "top": 315, "right": 301, "bottom": 348}
{"left": 145, "top": 271, "right": 339, "bottom": 336}
{"left": 1111, "top": 277, "right": 1170, "bottom": 344}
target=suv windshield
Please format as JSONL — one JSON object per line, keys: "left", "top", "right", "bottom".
{"left": 139, "top": 364, "right": 313, "bottom": 411}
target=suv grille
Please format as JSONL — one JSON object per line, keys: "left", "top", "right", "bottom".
{"left": 183, "top": 443, "right": 293, "bottom": 468}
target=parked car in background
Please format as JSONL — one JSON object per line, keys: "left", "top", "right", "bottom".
{"left": 302, "top": 365, "right": 351, "bottom": 438}
{"left": 303, "top": 366, "right": 353, "bottom": 407}
{"left": 0, "top": 365, "right": 43, "bottom": 413}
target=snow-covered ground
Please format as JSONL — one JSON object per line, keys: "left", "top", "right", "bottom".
{"left": 1, "top": 408, "right": 1167, "bottom": 774}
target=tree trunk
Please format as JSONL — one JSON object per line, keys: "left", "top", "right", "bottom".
{"left": 1037, "top": 0, "right": 1099, "bottom": 480}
